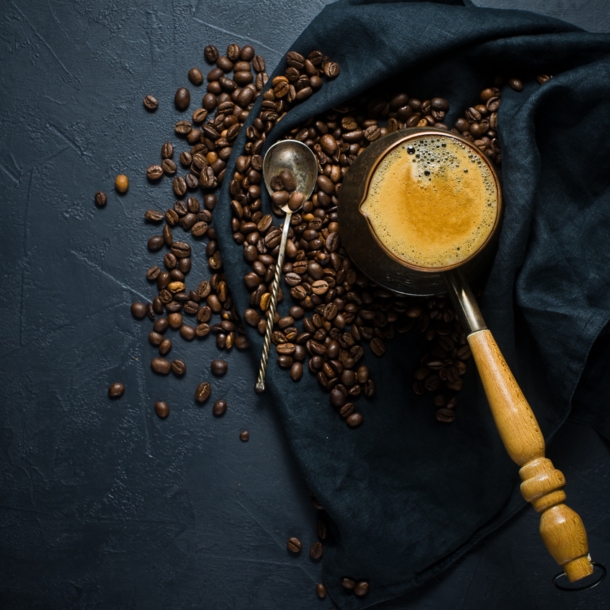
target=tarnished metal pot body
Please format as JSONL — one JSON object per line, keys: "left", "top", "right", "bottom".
{"left": 338, "top": 128, "right": 502, "bottom": 296}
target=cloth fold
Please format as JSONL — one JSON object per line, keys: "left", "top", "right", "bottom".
{"left": 215, "top": 1, "right": 610, "bottom": 607}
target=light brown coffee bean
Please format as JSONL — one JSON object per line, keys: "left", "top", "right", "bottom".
{"left": 287, "top": 537, "right": 302, "bottom": 553}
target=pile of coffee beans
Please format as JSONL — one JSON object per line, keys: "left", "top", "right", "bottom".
{"left": 229, "top": 71, "right": 521, "bottom": 427}
{"left": 111, "top": 40, "right": 540, "bottom": 430}
{"left": 122, "top": 44, "right": 340, "bottom": 421}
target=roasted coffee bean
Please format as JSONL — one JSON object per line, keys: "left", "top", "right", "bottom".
{"left": 151, "top": 358, "right": 171, "bottom": 375}
{"left": 168, "top": 312, "right": 183, "bottom": 329}
{"left": 131, "top": 302, "right": 148, "bottom": 319}
{"left": 154, "top": 401, "right": 169, "bottom": 418}
{"left": 162, "top": 159, "right": 177, "bottom": 175}
{"left": 194, "top": 381, "right": 212, "bottom": 403}
{"left": 354, "top": 581, "right": 370, "bottom": 597}
{"left": 143, "top": 94, "right": 158, "bottom": 110}
{"left": 346, "top": 412, "right": 363, "bottom": 428}
{"left": 94, "top": 191, "right": 107, "bottom": 208}
{"left": 196, "top": 323, "right": 210, "bottom": 337}
{"left": 108, "top": 382, "right": 124, "bottom": 398}
{"left": 180, "top": 324, "right": 196, "bottom": 341}
{"left": 239, "top": 430, "right": 249, "bottom": 442}
{"left": 146, "top": 266, "right": 160, "bottom": 281}
{"left": 159, "top": 338, "right": 172, "bottom": 356}
{"left": 288, "top": 191, "right": 304, "bottom": 211}
{"left": 330, "top": 388, "right": 346, "bottom": 407}
{"left": 339, "top": 402, "right": 354, "bottom": 418}
{"left": 211, "top": 359, "right": 228, "bottom": 376}
{"left": 324, "top": 61, "right": 340, "bottom": 78}
{"left": 171, "top": 241, "right": 191, "bottom": 258}
{"left": 173, "top": 176, "right": 187, "bottom": 197}
{"left": 147, "top": 164, "right": 163, "bottom": 180}
{"left": 341, "top": 578, "right": 356, "bottom": 591}
{"left": 252, "top": 54, "right": 265, "bottom": 72}
{"left": 204, "top": 45, "right": 218, "bottom": 63}
{"left": 216, "top": 55, "right": 233, "bottom": 72}
{"left": 171, "top": 359, "right": 186, "bottom": 376}
{"left": 175, "top": 87, "right": 191, "bottom": 110}
{"left": 315, "top": 583, "right": 327, "bottom": 600}
{"left": 370, "top": 337, "right": 386, "bottom": 356}
{"left": 147, "top": 235, "right": 164, "bottom": 251}
{"left": 436, "top": 408, "right": 455, "bottom": 423}
{"left": 226, "top": 43, "right": 240, "bottom": 61}
{"left": 310, "top": 541, "right": 323, "bottom": 560}
{"left": 508, "top": 78, "right": 523, "bottom": 92}
{"left": 161, "top": 142, "right": 174, "bottom": 159}
{"left": 145, "top": 209, "right": 164, "bottom": 223}
{"left": 188, "top": 67, "right": 204, "bottom": 86}
{"left": 287, "top": 537, "right": 302, "bottom": 553}
{"left": 149, "top": 331, "right": 163, "bottom": 346}
{"left": 192, "top": 221, "right": 208, "bottom": 237}
{"left": 213, "top": 399, "right": 227, "bottom": 416}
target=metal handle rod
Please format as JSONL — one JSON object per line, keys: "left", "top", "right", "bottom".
{"left": 255, "top": 211, "right": 292, "bottom": 392}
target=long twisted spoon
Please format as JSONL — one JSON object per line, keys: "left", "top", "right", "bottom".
{"left": 255, "top": 140, "right": 318, "bottom": 392}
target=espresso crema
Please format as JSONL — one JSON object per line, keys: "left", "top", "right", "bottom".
{"left": 360, "top": 135, "right": 499, "bottom": 269}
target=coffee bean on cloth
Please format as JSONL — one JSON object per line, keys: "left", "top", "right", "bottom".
{"left": 212, "top": 0, "right": 610, "bottom": 606}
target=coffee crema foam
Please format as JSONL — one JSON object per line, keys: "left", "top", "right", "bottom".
{"left": 360, "top": 136, "right": 498, "bottom": 269}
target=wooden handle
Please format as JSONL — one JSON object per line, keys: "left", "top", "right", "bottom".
{"left": 468, "top": 329, "right": 593, "bottom": 582}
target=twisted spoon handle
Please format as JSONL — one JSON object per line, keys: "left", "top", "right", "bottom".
{"left": 255, "top": 211, "right": 292, "bottom": 392}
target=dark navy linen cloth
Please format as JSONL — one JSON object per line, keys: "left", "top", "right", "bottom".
{"left": 215, "top": 1, "right": 610, "bottom": 606}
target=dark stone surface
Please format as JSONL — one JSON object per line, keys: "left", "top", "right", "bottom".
{"left": 0, "top": 1, "right": 608, "bottom": 609}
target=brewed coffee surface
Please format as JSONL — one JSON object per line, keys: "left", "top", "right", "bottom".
{"left": 361, "top": 136, "right": 498, "bottom": 269}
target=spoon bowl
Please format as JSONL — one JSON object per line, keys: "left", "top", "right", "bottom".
{"left": 263, "top": 139, "right": 318, "bottom": 210}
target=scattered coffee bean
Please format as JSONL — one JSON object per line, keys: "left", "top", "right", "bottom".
{"left": 188, "top": 67, "right": 204, "bottom": 86}
{"left": 287, "top": 537, "right": 302, "bottom": 553}
{"left": 195, "top": 381, "right": 211, "bottom": 403}
{"left": 94, "top": 191, "right": 107, "bottom": 208}
{"left": 151, "top": 358, "right": 171, "bottom": 375}
{"left": 115, "top": 174, "right": 129, "bottom": 193}
{"left": 171, "top": 359, "right": 186, "bottom": 376}
{"left": 174, "top": 87, "right": 191, "bottom": 110}
{"left": 147, "top": 235, "right": 164, "bottom": 252}
{"left": 131, "top": 302, "right": 147, "bottom": 319}
{"left": 208, "top": 358, "right": 228, "bottom": 376}
{"left": 315, "top": 583, "right": 327, "bottom": 599}
{"left": 508, "top": 77, "right": 523, "bottom": 92}
{"left": 154, "top": 401, "right": 169, "bottom": 418}
{"left": 341, "top": 578, "right": 356, "bottom": 591}
{"left": 159, "top": 338, "right": 172, "bottom": 356}
{"left": 436, "top": 408, "right": 455, "bottom": 423}
{"left": 147, "top": 164, "right": 163, "bottom": 180}
{"left": 346, "top": 413, "right": 363, "bottom": 428}
{"left": 239, "top": 430, "right": 249, "bottom": 442}
{"left": 310, "top": 541, "right": 323, "bottom": 560}
{"left": 108, "top": 382, "right": 124, "bottom": 398}
{"left": 143, "top": 94, "right": 158, "bottom": 110}
{"left": 161, "top": 142, "right": 174, "bottom": 158}
{"left": 144, "top": 209, "right": 164, "bottom": 223}
{"left": 204, "top": 45, "right": 218, "bottom": 63}
{"left": 354, "top": 580, "right": 370, "bottom": 597}
{"left": 213, "top": 399, "right": 227, "bottom": 416}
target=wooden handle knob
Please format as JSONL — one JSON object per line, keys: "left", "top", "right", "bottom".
{"left": 468, "top": 329, "right": 594, "bottom": 582}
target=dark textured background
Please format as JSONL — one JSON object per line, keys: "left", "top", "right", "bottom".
{"left": 1, "top": 1, "right": 609, "bottom": 609}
